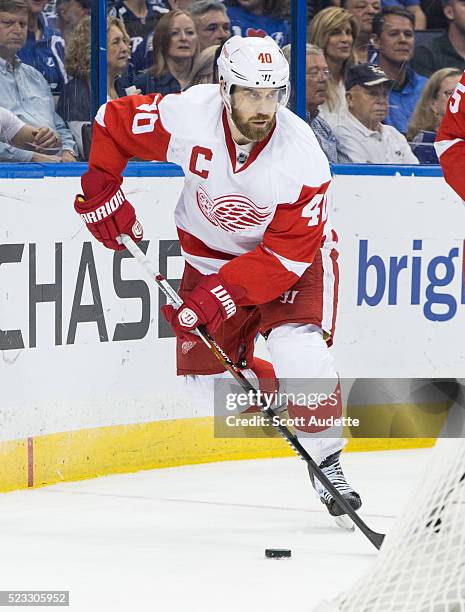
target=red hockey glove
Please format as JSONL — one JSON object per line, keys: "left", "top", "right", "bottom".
{"left": 161, "top": 274, "right": 243, "bottom": 342}
{"left": 74, "top": 169, "right": 143, "bottom": 250}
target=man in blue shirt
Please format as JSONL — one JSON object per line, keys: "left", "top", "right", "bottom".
{"left": 0, "top": 0, "right": 77, "bottom": 162}
{"left": 17, "top": 0, "right": 67, "bottom": 95}
{"left": 372, "top": 6, "right": 426, "bottom": 135}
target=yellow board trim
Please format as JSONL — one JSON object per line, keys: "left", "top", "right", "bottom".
{"left": 0, "top": 417, "right": 436, "bottom": 493}
{"left": 0, "top": 439, "right": 29, "bottom": 492}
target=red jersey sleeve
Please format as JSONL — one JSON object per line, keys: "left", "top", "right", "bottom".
{"left": 436, "top": 71, "right": 465, "bottom": 199}
{"left": 219, "top": 182, "right": 330, "bottom": 305}
{"left": 88, "top": 93, "right": 171, "bottom": 182}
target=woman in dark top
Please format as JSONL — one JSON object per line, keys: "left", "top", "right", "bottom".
{"left": 132, "top": 9, "right": 200, "bottom": 95}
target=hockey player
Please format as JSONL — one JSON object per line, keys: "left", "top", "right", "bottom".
{"left": 74, "top": 35, "right": 361, "bottom": 519}
{"left": 436, "top": 71, "right": 465, "bottom": 200}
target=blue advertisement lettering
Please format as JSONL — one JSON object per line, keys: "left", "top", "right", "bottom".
{"left": 357, "top": 239, "right": 464, "bottom": 322}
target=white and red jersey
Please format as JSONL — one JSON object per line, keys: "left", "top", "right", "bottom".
{"left": 90, "top": 84, "right": 333, "bottom": 305}
{"left": 436, "top": 71, "right": 465, "bottom": 200}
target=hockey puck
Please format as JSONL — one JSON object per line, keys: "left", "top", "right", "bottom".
{"left": 265, "top": 549, "right": 291, "bottom": 559}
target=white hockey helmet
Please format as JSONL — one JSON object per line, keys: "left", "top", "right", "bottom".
{"left": 217, "top": 35, "right": 290, "bottom": 113}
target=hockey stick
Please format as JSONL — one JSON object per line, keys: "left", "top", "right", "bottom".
{"left": 119, "top": 233, "right": 385, "bottom": 550}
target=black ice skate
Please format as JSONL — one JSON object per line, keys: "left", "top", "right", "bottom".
{"left": 309, "top": 451, "right": 362, "bottom": 530}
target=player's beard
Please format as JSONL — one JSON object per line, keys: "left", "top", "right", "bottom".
{"left": 231, "top": 108, "right": 276, "bottom": 142}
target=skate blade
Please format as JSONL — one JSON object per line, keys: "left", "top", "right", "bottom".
{"left": 335, "top": 514, "right": 355, "bottom": 531}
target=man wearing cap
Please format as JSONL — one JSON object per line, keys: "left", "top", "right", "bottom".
{"left": 333, "top": 63, "right": 419, "bottom": 163}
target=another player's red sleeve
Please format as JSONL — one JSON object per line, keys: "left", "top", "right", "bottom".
{"left": 88, "top": 93, "right": 171, "bottom": 182}
{"left": 219, "top": 182, "right": 330, "bottom": 305}
{"left": 436, "top": 71, "right": 465, "bottom": 199}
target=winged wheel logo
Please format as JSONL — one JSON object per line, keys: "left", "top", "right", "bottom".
{"left": 196, "top": 185, "right": 272, "bottom": 233}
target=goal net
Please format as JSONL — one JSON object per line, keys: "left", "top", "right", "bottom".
{"left": 317, "top": 438, "right": 465, "bottom": 611}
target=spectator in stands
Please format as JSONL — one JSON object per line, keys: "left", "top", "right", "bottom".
{"left": 110, "top": 0, "right": 159, "bottom": 75}
{"left": 136, "top": 0, "right": 194, "bottom": 74}
{"left": 0, "top": 106, "right": 60, "bottom": 160}
{"left": 343, "top": 0, "right": 380, "bottom": 63}
{"left": 56, "top": 0, "right": 89, "bottom": 43}
{"left": 372, "top": 6, "right": 427, "bottom": 135}
{"left": 56, "top": 16, "right": 91, "bottom": 129}
{"left": 420, "top": 0, "right": 447, "bottom": 29}
{"left": 57, "top": 16, "right": 131, "bottom": 156}
{"left": 184, "top": 42, "right": 221, "bottom": 87}
{"left": 187, "top": 0, "right": 230, "bottom": 51}
{"left": 107, "top": 16, "right": 132, "bottom": 99}
{"left": 308, "top": 7, "right": 358, "bottom": 129}
{"left": 283, "top": 43, "right": 351, "bottom": 162}
{"left": 17, "top": 0, "right": 67, "bottom": 95}
{"left": 407, "top": 67, "right": 461, "bottom": 163}
{"left": 381, "top": 0, "right": 426, "bottom": 29}
{"left": 133, "top": 9, "right": 199, "bottom": 94}
{"left": 226, "top": 0, "right": 290, "bottom": 47}
{"left": 309, "top": 0, "right": 339, "bottom": 23}
{"left": 142, "top": 0, "right": 196, "bottom": 23}
{"left": 334, "top": 63, "right": 419, "bottom": 162}
{"left": 151, "top": 0, "right": 194, "bottom": 12}
{"left": 412, "top": 0, "right": 465, "bottom": 77}
{"left": 0, "top": 0, "right": 76, "bottom": 162}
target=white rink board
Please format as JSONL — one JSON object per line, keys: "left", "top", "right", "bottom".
{"left": 1, "top": 173, "right": 464, "bottom": 441}
{"left": 1, "top": 176, "right": 186, "bottom": 441}
{"left": 330, "top": 174, "right": 465, "bottom": 377}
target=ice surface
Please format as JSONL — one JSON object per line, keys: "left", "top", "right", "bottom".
{"left": 0, "top": 449, "right": 431, "bottom": 611}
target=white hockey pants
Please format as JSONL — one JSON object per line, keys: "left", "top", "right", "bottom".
{"left": 183, "top": 323, "right": 346, "bottom": 466}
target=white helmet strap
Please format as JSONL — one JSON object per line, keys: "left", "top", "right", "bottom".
{"left": 220, "top": 78, "right": 232, "bottom": 114}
